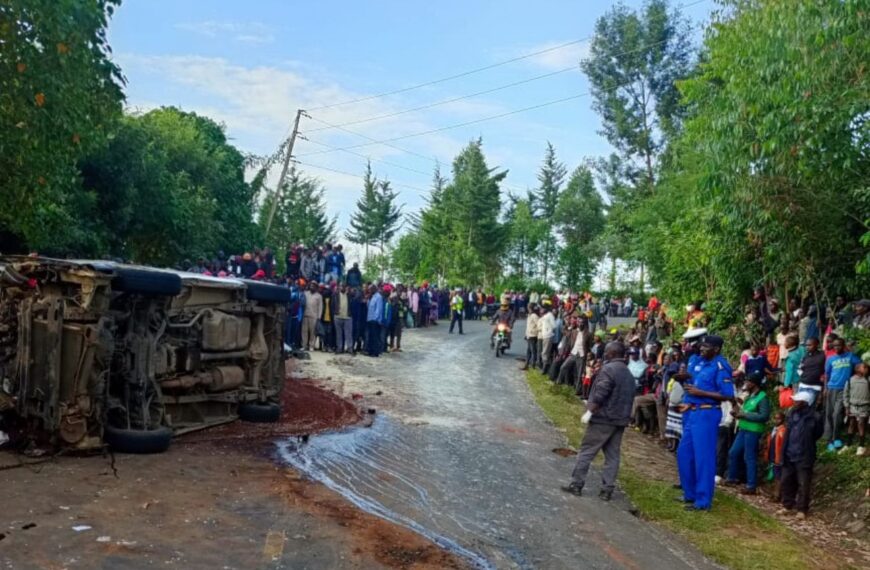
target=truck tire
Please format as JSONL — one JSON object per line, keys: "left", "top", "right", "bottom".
{"left": 104, "top": 424, "right": 172, "bottom": 454}
{"left": 238, "top": 402, "right": 281, "bottom": 423}
{"left": 243, "top": 280, "right": 292, "bottom": 304}
{"left": 111, "top": 267, "right": 182, "bottom": 297}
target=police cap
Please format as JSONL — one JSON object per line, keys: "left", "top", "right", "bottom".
{"left": 700, "top": 335, "right": 724, "bottom": 349}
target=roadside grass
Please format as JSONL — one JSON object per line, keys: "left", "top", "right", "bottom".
{"left": 524, "top": 369, "right": 849, "bottom": 570}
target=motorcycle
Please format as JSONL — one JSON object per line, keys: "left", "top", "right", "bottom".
{"left": 493, "top": 323, "right": 511, "bottom": 357}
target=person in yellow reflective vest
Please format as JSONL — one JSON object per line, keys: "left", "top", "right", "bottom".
{"left": 449, "top": 288, "right": 464, "bottom": 335}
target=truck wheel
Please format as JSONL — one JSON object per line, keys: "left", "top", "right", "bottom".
{"left": 111, "top": 267, "right": 182, "bottom": 296}
{"left": 104, "top": 424, "right": 172, "bottom": 454}
{"left": 238, "top": 402, "right": 281, "bottom": 423}
{"left": 243, "top": 281, "right": 293, "bottom": 304}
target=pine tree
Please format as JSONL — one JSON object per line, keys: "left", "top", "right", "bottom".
{"left": 375, "top": 179, "right": 403, "bottom": 253}
{"left": 534, "top": 142, "right": 567, "bottom": 283}
{"left": 446, "top": 139, "right": 507, "bottom": 284}
{"left": 345, "top": 161, "right": 380, "bottom": 262}
{"left": 259, "top": 167, "right": 337, "bottom": 248}
{"left": 417, "top": 164, "right": 451, "bottom": 280}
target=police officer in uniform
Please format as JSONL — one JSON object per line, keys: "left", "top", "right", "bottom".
{"left": 675, "top": 334, "right": 734, "bottom": 511}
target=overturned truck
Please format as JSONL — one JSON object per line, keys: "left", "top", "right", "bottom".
{"left": 0, "top": 256, "right": 288, "bottom": 453}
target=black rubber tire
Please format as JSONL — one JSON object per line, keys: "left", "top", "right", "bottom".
{"left": 243, "top": 280, "right": 292, "bottom": 304}
{"left": 238, "top": 402, "right": 281, "bottom": 423}
{"left": 111, "top": 267, "right": 182, "bottom": 297}
{"left": 104, "top": 424, "right": 172, "bottom": 454}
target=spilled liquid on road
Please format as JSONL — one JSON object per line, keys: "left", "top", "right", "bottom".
{"left": 277, "top": 415, "right": 498, "bottom": 570}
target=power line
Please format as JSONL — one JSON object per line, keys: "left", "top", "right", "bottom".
{"left": 306, "top": 0, "right": 708, "bottom": 112}
{"left": 307, "top": 40, "right": 588, "bottom": 112}
{"left": 301, "top": 136, "right": 434, "bottom": 177}
{"left": 299, "top": 22, "right": 702, "bottom": 160}
{"left": 294, "top": 160, "right": 431, "bottom": 194}
{"left": 305, "top": 115, "right": 438, "bottom": 163}
{"left": 306, "top": 66, "right": 577, "bottom": 132}
{"left": 301, "top": 92, "right": 589, "bottom": 157}
{"left": 303, "top": 115, "right": 532, "bottom": 193}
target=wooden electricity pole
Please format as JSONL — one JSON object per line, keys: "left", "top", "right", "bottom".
{"left": 264, "top": 108, "right": 305, "bottom": 239}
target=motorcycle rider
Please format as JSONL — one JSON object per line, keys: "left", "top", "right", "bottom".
{"left": 490, "top": 301, "right": 515, "bottom": 348}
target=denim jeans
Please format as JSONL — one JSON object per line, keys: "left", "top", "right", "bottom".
{"left": 728, "top": 429, "right": 762, "bottom": 490}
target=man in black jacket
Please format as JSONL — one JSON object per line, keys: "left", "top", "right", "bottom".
{"left": 778, "top": 391, "right": 823, "bottom": 519}
{"left": 562, "top": 341, "right": 635, "bottom": 501}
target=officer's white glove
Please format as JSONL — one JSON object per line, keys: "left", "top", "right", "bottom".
{"left": 581, "top": 410, "right": 592, "bottom": 424}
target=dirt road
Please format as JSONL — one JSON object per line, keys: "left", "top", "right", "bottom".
{"left": 295, "top": 319, "right": 714, "bottom": 569}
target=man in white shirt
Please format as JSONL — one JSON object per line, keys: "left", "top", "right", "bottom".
{"left": 557, "top": 317, "right": 592, "bottom": 390}
{"left": 521, "top": 304, "right": 540, "bottom": 371}
{"left": 302, "top": 282, "right": 323, "bottom": 351}
{"left": 538, "top": 305, "right": 557, "bottom": 371}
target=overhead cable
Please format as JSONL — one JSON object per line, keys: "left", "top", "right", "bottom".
{"left": 306, "top": 0, "right": 707, "bottom": 111}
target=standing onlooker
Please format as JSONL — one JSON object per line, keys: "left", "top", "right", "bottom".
{"left": 285, "top": 244, "right": 302, "bottom": 279}
{"left": 346, "top": 262, "right": 362, "bottom": 288}
{"left": 823, "top": 338, "right": 860, "bottom": 451}
{"left": 350, "top": 287, "right": 367, "bottom": 354}
{"left": 778, "top": 392, "right": 823, "bottom": 519}
{"left": 538, "top": 305, "right": 556, "bottom": 370}
{"left": 725, "top": 374, "right": 770, "bottom": 495}
{"left": 409, "top": 286, "right": 419, "bottom": 328}
{"left": 522, "top": 304, "right": 540, "bottom": 371}
{"left": 844, "top": 362, "right": 869, "bottom": 456}
{"left": 334, "top": 244, "right": 346, "bottom": 283}
{"left": 797, "top": 337, "right": 825, "bottom": 404}
{"left": 766, "top": 411, "right": 787, "bottom": 501}
{"left": 562, "top": 341, "right": 635, "bottom": 501}
{"left": 366, "top": 284, "right": 385, "bottom": 357}
{"left": 449, "top": 288, "right": 464, "bottom": 334}
{"left": 320, "top": 284, "right": 335, "bottom": 351}
{"left": 333, "top": 283, "right": 353, "bottom": 354}
{"left": 387, "top": 291, "right": 403, "bottom": 352}
{"left": 302, "top": 282, "right": 322, "bottom": 351}
{"left": 716, "top": 395, "right": 736, "bottom": 485}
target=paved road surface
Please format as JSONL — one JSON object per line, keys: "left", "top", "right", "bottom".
{"left": 292, "top": 320, "right": 714, "bottom": 569}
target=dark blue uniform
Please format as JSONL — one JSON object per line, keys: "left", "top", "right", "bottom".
{"left": 678, "top": 354, "right": 734, "bottom": 509}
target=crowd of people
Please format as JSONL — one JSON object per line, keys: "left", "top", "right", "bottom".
{"left": 517, "top": 291, "right": 868, "bottom": 517}
{"left": 180, "top": 246, "right": 869, "bottom": 517}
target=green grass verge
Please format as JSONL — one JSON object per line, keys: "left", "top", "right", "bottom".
{"left": 524, "top": 369, "right": 848, "bottom": 570}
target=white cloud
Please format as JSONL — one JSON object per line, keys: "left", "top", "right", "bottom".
{"left": 510, "top": 40, "right": 591, "bottom": 71}
{"left": 116, "top": 53, "right": 477, "bottom": 224}
{"left": 175, "top": 20, "right": 275, "bottom": 45}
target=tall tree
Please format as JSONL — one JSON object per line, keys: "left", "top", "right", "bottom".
{"left": 534, "top": 142, "right": 567, "bottom": 282}
{"left": 504, "top": 195, "right": 546, "bottom": 280}
{"left": 0, "top": 0, "right": 124, "bottom": 253}
{"left": 345, "top": 161, "right": 380, "bottom": 262}
{"left": 417, "top": 164, "right": 451, "bottom": 280}
{"left": 374, "top": 179, "right": 403, "bottom": 253}
{"left": 581, "top": 0, "right": 693, "bottom": 292}
{"left": 581, "top": 0, "right": 692, "bottom": 188}
{"left": 80, "top": 107, "right": 259, "bottom": 266}
{"left": 555, "top": 165, "right": 606, "bottom": 290}
{"left": 259, "top": 168, "right": 336, "bottom": 249}
{"left": 444, "top": 139, "right": 507, "bottom": 284}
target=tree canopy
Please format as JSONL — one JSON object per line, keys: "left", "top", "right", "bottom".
{"left": 0, "top": 0, "right": 125, "bottom": 252}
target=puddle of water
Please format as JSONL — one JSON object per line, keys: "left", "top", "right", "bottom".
{"left": 276, "top": 416, "right": 496, "bottom": 570}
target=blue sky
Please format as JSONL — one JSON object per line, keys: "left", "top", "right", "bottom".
{"left": 110, "top": 0, "right": 713, "bottom": 231}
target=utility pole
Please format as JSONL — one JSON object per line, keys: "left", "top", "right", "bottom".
{"left": 264, "top": 108, "right": 305, "bottom": 239}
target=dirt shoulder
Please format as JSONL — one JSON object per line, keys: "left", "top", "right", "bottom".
{"left": 0, "top": 377, "right": 467, "bottom": 570}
